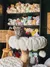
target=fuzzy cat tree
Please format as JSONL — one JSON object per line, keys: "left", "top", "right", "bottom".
{"left": 8, "top": 26, "right": 47, "bottom": 64}
{"left": 2, "top": 25, "right": 47, "bottom": 67}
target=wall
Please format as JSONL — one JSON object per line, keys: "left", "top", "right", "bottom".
{"left": 41, "top": 0, "right": 50, "bottom": 63}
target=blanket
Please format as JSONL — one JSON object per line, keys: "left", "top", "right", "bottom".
{"left": 0, "top": 56, "right": 23, "bottom": 67}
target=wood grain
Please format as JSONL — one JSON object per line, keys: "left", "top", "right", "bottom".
{"left": 0, "top": 30, "right": 14, "bottom": 43}
{"left": 47, "top": 12, "right": 50, "bottom": 34}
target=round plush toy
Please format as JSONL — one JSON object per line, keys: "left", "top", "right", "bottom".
{"left": 39, "top": 50, "right": 46, "bottom": 58}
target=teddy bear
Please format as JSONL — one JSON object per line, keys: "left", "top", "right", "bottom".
{"left": 33, "top": 16, "right": 40, "bottom": 25}
{"left": 7, "top": 4, "right": 16, "bottom": 14}
{"left": 31, "top": 20, "right": 36, "bottom": 25}
{"left": 34, "top": 4, "right": 40, "bottom": 12}
{"left": 21, "top": 4, "right": 26, "bottom": 13}
{"left": 30, "top": 4, "right": 35, "bottom": 12}
{"left": 15, "top": 2, "right": 21, "bottom": 13}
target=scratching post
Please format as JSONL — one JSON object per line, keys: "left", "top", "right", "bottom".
{"left": 20, "top": 50, "right": 29, "bottom": 67}
{"left": 2, "top": 30, "right": 15, "bottom": 58}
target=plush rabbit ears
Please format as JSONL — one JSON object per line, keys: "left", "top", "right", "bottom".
{"left": 8, "top": 36, "right": 47, "bottom": 51}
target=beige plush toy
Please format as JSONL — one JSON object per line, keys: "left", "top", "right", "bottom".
{"left": 7, "top": 4, "right": 16, "bottom": 14}
{"left": 10, "top": 4, "right": 16, "bottom": 13}
{"left": 33, "top": 4, "right": 40, "bottom": 12}
{"left": 21, "top": 4, "right": 26, "bottom": 13}
{"left": 15, "top": 2, "right": 21, "bottom": 13}
{"left": 30, "top": 4, "right": 35, "bottom": 12}
{"left": 31, "top": 20, "right": 36, "bottom": 25}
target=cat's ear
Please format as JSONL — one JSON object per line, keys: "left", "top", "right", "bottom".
{"left": 13, "top": 26, "right": 16, "bottom": 30}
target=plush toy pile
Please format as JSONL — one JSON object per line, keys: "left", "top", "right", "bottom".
{"left": 8, "top": 16, "right": 40, "bottom": 26}
{"left": 7, "top": 2, "right": 40, "bottom": 14}
{"left": 24, "top": 28, "right": 39, "bottom": 36}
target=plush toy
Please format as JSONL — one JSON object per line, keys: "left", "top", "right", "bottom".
{"left": 7, "top": 4, "right": 17, "bottom": 14}
{"left": 7, "top": 2, "right": 40, "bottom": 14}
{"left": 10, "top": 4, "right": 16, "bottom": 13}
{"left": 30, "top": 29, "right": 39, "bottom": 36}
{"left": 24, "top": 28, "right": 39, "bottom": 36}
{"left": 27, "top": 20, "right": 32, "bottom": 25}
{"left": 7, "top": 8, "right": 11, "bottom": 14}
{"left": 15, "top": 2, "right": 21, "bottom": 13}
{"left": 29, "top": 52, "right": 38, "bottom": 64}
{"left": 31, "top": 20, "right": 36, "bottom": 25}
{"left": 8, "top": 16, "right": 40, "bottom": 26}
{"left": 25, "top": 3, "right": 30, "bottom": 13}
{"left": 34, "top": 4, "right": 40, "bottom": 12}
{"left": 30, "top": 4, "right": 35, "bottom": 12}
{"left": 22, "top": 17, "right": 27, "bottom": 25}
{"left": 24, "top": 28, "right": 31, "bottom": 35}
{"left": 8, "top": 19, "right": 16, "bottom": 25}
{"left": 33, "top": 16, "right": 40, "bottom": 25}
{"left": 21, "top": 4, "right": 26, "bottom": 13}
{"left": 27, "top": 16, "right": 32, "bottom": 20}
{"left": 39, "top": 50, "right": 46, "bottom": 58}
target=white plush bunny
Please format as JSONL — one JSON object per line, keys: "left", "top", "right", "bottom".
{"left": 8, "top": 19, "right": 16, "bottom": 25}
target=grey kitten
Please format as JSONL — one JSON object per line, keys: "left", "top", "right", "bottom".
{"left": 13, "top": 26, "right": 24, "bottom": 39}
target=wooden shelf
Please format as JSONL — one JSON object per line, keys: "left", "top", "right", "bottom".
{"left": 6, "top": 12, "right": 40, "bottom": 17}
{"left": 8, "top": 25, "right": 39, "bottom": 28}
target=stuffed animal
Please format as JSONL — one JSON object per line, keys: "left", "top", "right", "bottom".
{"left": 31, "top": 20, "right": 36, "bottom": 25}
{"left": 33, "top": 16, "right": 40, "bottom": 25}
{"left": 8, "top": 19, "right": 16, "bottom": 25}
{"left": 15, "top": 2, "right": 21, "bottom": 13}
{"left": 39, "top": 50, "right": 46, "bottom": 58}
{"left": 34, "top": 4, "right": 40, "bottom": 12}
{"left": 30, "top": 4, "right": 35, "bottom": 12}
{"left": 7, "top": 2, "right": 40, "bottom": 14}
{"left": 10, "top": 4, "right": 16, "bottom": 13}
{"left": 21, "top": 4, "right": 26, "bottom": 13}
{"left": 24, "top": 28, "right": 39, "bottom": 36}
